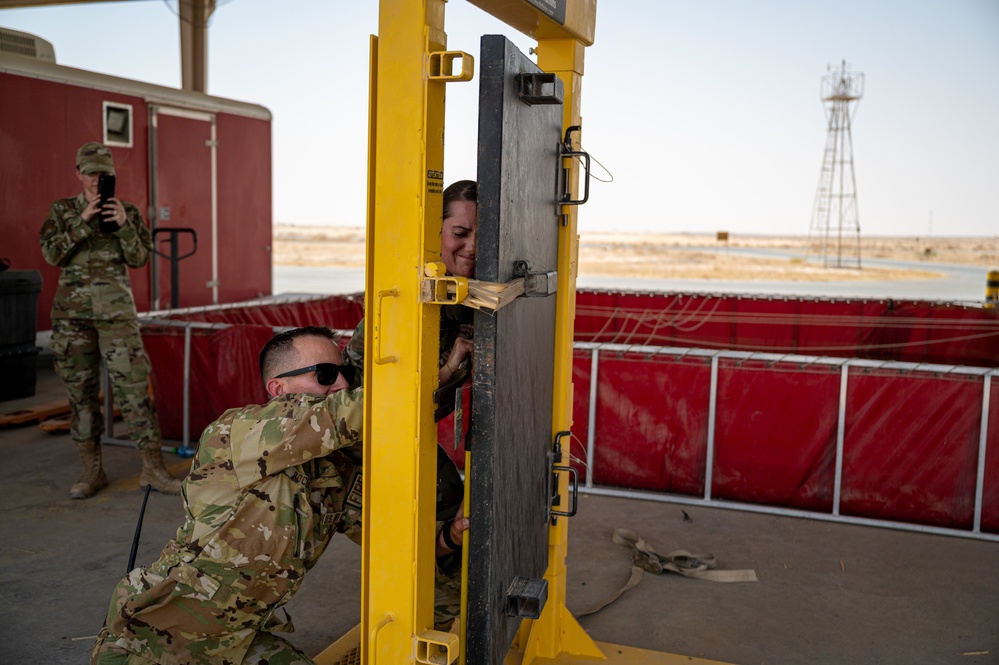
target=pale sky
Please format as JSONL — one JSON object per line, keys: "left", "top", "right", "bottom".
{"left": 3, "top": 0, "right": 997, "bottom": 236}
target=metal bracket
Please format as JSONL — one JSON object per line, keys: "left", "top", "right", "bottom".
{"left": 505, "top": 576, "right": 549, "bottom": 619}
{"left": 373, "top": 288, "right": 399, "bottom": 365}
{"left": 558, "top": 125, "right": 591, "bottom": 206}
{"left": 428, "top": 50, "right": 474, "bottom": 82}
{"left": 518, "top": 72, "right": 563, "bottom": 105}
{"left": 416, "top": 629, "right": 459, "bottom": 664}
{"left": 512, "top": 260, "right": 557, "bottom": 297}
{"left": 546, "top": 431, "right": 579, "bottom": 525}
{"left": 422, "top": 262, "right": 469, "bottom": 305}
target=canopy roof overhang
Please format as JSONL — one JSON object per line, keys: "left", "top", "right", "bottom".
{"left": 0, "top": 0, "right": 215, "bottom": 91}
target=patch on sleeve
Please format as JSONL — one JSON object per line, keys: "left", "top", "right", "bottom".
{"left": 229, "top": 416, "right": 272, "bottom": 487}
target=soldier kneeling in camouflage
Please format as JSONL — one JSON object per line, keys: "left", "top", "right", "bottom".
{"left": 91, "top": 326, "right": 469, "bottom": 664}
{"left": 40, "top": 142, "right": 181, "bottom": 498}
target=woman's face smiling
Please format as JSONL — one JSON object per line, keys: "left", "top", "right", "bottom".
{"left": 442, "top": 200, "right": 477, "bottom": 278}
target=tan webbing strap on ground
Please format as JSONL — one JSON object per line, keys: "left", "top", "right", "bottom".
{"left": 576, "top": 565, "right": 645, "bottom": 617}
{"left": 576, "top": 528, "right": 757, "bottom": 618}
{"left": 613, "top": 528, "right": 758, "bottom": 583}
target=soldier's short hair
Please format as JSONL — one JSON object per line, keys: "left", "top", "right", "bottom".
{"left": 259, "top": 326, "right": 340, "bottom": 385}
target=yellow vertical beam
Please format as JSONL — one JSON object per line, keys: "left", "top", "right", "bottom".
{"left": 514, "top": 36, "right": 604, "bottom": 663}
{"left": 362, "top": 1, "right": 447, "bottom": 663}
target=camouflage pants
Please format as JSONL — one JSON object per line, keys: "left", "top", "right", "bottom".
{"left": 91, "top": 626, "right": 315, "bottom": 665}
{"left": 51, "top": 318, "right": 161, "bottom": 450}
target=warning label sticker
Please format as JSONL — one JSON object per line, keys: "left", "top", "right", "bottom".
{"left": 427, "top": 169, "right": 444, "bottom": 195}
{"left": 523, "top": 0, "right": 566, "bottom": 24}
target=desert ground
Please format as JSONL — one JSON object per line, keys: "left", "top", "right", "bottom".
{"left": 273, "top": 225, "right": 998, "bottom": 282}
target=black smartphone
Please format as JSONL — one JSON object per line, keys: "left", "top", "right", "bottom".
{"left": 97, "top": 174, "right": 117, "bottom": 233}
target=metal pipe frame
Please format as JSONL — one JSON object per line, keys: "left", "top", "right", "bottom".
{"left": 104, "top": 316, "right": 354, "bottom": 456}
{"left": 584, "top": 347, "right": 598, "bottom": 489}
{"left": 578, "top": 485, "right": 999, "bottom": 543}
{"left": 704, "top": 355, "right": 718, "bottom": 501}
{"left": 576, "top": 341, "right": 997, "bottom": 542}
{"left": 116, "top": 319, "right": 993, "bottom": 545}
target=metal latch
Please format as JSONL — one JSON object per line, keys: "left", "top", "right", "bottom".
{"left": 416, "top": 629, "right": 459, "bottom": 664}
{"left": 546, "top": 431, "right": 579, "bottom": 525}
{"left": 512, "top": 260, "right": 557, "bottom": 297}
{"left": 558, "top": 125, "right": 591, "bottom": 208}
{"left": 422, "top": 262, "right": 469, "bottom": 305}
{"left": 518, "top": 72, "right": 563, "bottom": 105}
{"left": 428, "top": 51, "right": 474, "bottom": 82}
{"left": 505, "top": 576, "right": 549, "bottom": 619}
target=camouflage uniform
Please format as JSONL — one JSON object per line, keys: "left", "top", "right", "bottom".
{"left": 40, "top": 191, "right": 161, "bottom": 450}
{"left": 439, "top": 303, "right": 475, "bottom": 369}
{"left": 344, "top": 316, "right": 467, "bottom": 629}
{"left": 92, "top": 389, "right": 364, "bottom": 665}
{"left": 343, "top": 307, "right": 473, "bottom": 384}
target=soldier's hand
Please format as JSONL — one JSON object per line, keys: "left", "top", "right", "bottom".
{"left": 440, "top": 337, "right": 473, "bottom": 384}
{"left": 450, "top": 503, "right": 469, "bottom": 538}
{"left": 437, "top": 503, "right": 469, "bottom": 557}
{"left": 81, "top": 197, "right": 102, "bottom": 223}
{"left": 103, "top": 198, "right": 127, "bottom": 229}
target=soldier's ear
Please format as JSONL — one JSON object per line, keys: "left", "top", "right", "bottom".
{"left": 266, "top": 378, "right": 285, "bottom": 398}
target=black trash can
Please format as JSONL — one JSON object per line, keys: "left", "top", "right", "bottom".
{"left": 0, "top": 344, "right": 41, "bottom": 401}
{"left": 0, "top": 269, "right": 43, "bottom": 401}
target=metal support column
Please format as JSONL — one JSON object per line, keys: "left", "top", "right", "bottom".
{"left": 585, "top": 347, "right": 599, "bottom": 489}
{"left": 704, "top": 354, "right": 719, "bottom": 501}
{"left": 973, "top": 372, "right": 993, "bottom": 533}
{"left": 362, "top": 1, "right": 447, "bottom": 662}
{"left": 179, "top": 0, "right": 214, "bottom": 93}
{"left": 515, "top": 16, "right": 603, "bottom": 662}
{"left": 833, "top": 362, "right": 849, "bottom": 516}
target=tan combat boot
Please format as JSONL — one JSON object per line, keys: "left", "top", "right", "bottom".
{"left": 139, "top": 447, "right": 183, "bottom": 495}
{"left": 70, "top": 440, "right": 109, "bottom": 499}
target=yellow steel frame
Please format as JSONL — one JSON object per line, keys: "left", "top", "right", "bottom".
{"left": 350, "top": 2, "right": 730, "bottom": 664}
{"left": 361, "top": 2, "right": 447, "bottom": 663}
{"left": 509, "top": 32, "right": 602, "bottom": 664}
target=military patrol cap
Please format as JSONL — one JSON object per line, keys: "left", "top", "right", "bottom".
{"left": 76, "top": 142, "right": 115, "bottom": 175}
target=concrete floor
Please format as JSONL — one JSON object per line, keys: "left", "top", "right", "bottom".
{"left": 1, "top": 364, "right": 997, "bottom": 664}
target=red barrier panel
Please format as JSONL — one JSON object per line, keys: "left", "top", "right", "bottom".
{"left": 842, "top": 369, "right": 984, "bottom": 529}
{"left": 571, "top": 346, "right": 996, "bottom": 534}
{"left": 144, "top": 295, "right": 470, "bottom": 463}
{"left": 143, "top": 296, "right": 364, "bottom": 440}
{"left": 574, "top": 291, "right": 999, "bottom": 367}
{"left": 140, "top": 292, "right": 997, "bottom": 534}
{"left": 713, "top": 359, "right": 841, "bottom": 511}
{"left": 167, "top": 295, "right": 364, "bottom": 328}
{"left": 579, "top": 351, "right": 712, "bottom": 495}
{"left": 145, "top": 325, "right": 274, "bottom": 441}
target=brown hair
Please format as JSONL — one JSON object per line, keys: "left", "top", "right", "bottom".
{"left": 443, "top": 180, "right": 477, "bottom": 221}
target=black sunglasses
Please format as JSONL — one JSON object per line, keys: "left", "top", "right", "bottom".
{"left": 275, "top": 363, "right": 355, "bottom": 386}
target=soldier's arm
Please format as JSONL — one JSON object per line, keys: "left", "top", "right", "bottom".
{"left": 343, "top": 318, "right": 365, "bottom": 389}
{"left": 231, "top": 388, "right": 364, "bottom": 487}
{"left": 117, "top": 203, "right": 153, "bottom": 268}
{"left": 39, "top": 200, "right": 93, "bottom": 266}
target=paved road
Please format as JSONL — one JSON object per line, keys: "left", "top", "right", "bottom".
{"left": 275, "top": 258, "right": 992, "bottom": 304}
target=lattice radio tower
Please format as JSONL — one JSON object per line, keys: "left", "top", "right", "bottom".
{"left": 809, "top": 60, "right": 864, "bottom": 269}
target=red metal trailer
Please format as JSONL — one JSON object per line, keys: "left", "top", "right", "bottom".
{"left": 0, "top": 49, "right": 273, "bottom": 331}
